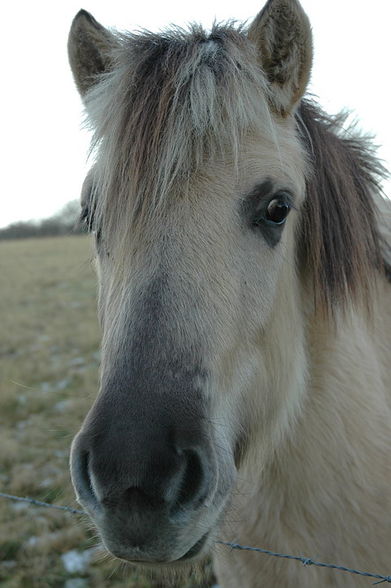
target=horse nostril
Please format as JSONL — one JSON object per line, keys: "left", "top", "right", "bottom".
{"left": 175, "top": 449, "right": 207, "bottom": 510}
{"left": 71, "top": 448, "right": 100, "bottom": 511}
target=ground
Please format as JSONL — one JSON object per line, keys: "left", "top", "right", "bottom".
{"left": 0, "top": 235, "right": 213, "bottom": 588}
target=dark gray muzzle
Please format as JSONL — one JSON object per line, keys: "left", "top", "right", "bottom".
{"left": 70, "top": 360, "right": 215, "bottom": 563}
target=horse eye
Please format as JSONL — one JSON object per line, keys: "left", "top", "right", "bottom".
{"left": 265, "top": 196, "right": 291, "bottom": 225}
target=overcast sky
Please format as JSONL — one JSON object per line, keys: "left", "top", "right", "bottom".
{"left": 2, "top": 0, "right": 390, "bottom": 228}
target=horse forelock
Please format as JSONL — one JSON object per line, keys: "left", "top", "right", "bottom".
{"left": 84, "top": 23, "right": 273, "bottom": 236}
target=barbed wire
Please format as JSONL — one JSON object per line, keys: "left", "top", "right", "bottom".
{"left": 0, "top": 492, "right": 84, "bottom": 515}
{"left": 1, "top": 491, "right": 390, "bottom": 585}
{"left": 216, "top": 542, "right": 391, "bottom": 585}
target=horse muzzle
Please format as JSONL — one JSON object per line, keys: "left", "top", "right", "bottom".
{"left": 70, "top": 410, "right": 228, "bottom": 564}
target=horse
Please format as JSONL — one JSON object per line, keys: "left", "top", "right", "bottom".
{"left": 67, "top": 1, "right": 391, "bottom": 586}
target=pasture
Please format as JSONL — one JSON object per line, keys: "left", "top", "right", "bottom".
{"left": 0, "top": 235, "right": 211, "bottom": 587}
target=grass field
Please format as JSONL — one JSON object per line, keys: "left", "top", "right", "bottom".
{"left": 0, "top": 236, "right": 213, "bottom": 588}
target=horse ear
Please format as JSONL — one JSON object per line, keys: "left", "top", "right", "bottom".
{"left": 68, "top": 10, "right": 117, "bottom": 97}
{"left": 248, "top": 0, "right": 313, "bottom": 116}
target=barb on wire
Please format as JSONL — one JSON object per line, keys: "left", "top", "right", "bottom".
{"left": 1, "top": 491, "right": 390, "bottom": 584}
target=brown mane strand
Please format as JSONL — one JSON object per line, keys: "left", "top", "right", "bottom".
{"left": 296, "top": 99, "right": 389, "bottom": 315}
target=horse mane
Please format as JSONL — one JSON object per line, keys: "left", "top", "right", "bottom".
{"left": 83, "top": 23, "right": 390, "bottom": 316}
{"left": 296, "top": 100, "right": 390, "bottom": 315}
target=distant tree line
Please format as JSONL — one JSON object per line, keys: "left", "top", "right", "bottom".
{"left": 0, "top": 201, "right": 86, "bottom": 240}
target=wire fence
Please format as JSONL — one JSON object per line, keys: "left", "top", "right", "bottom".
{"left": 1, "top": 491, "right": 390, "bottom": 585}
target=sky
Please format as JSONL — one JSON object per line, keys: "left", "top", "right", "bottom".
{"left": 1, "top": 0, "right": 390, "bottom": 228}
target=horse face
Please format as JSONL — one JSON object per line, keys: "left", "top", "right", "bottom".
{"left": 69, "top": 0, "right": 312, "bottom": 566}
{"left": 71, "top": 139, "right": 307, "bottom": 564}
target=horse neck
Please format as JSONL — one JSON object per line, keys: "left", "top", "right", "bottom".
{"left": 240, "top": 268, "right": 391, "bottom": 509}
{"left": 218, "top": 271, "right": 391, "bottom": 586}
